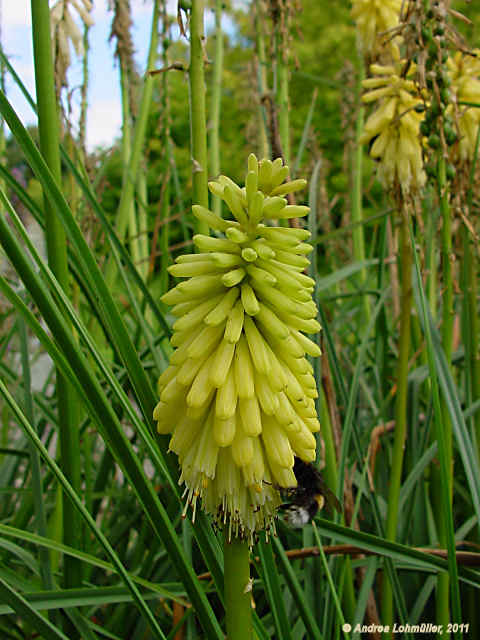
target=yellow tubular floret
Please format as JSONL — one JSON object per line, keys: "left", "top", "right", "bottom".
{"left": 238, "top": 395, "right": 262, "bottom": 436}
{"left": 193, "top": 234, "right": 241, "bottom": 254}
{"left": 169, "top": 415, "right": 203, "bottom": 454}
{"left": 213, "top": 413, "right": 236, "bottom": 447}
{"left": 233, "top": 336, "right": 255, "bottom": 400}
{"left": 204, "top": 288, "right": 239, "bottom": 326}
{"left": 186, "top": 324, "right": 224, "bottom": 359}
{"left": 210, "top": 340, "right": 236, "bottom": 387}
{"left": 243, "top": 316, "right": 272, "bottom": 375}
{"left": 231, "top": 422, "right": 254, "bottom": 467}
{"left": 215, "top": 365, "right": 238, "bottom": 419}
{"left": 176, "top": 357, "right": 205, "bottom": 387}
{"left": 262, "top": 414, "right": 294, "bottom": 469}
{"left": 242, "top": 437, "right": 265, "bottom": 487}
{"left": 240, "top": 283, "right": 260, "bottom": 315}
{"left": 224, "top": 301, "right": 245, "bottom": 343}
{"left": 187, "top": 352, "right": 216, "bottom": 409}
{"left": 255, "top": 303, "right": 290, "bottom": 341}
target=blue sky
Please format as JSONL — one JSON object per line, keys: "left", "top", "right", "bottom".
{"left": 2, "top": 0, "right": 225, "bottom": 150}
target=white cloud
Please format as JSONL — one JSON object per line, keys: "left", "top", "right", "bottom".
{"left": 91, "top": 0, "right": 178, "bottom": 21}
{"left": 87, "top": 97, "right": 122, "bottom": 149}
{"left": 3, "top": 0, "right": 31, "bottom": 28}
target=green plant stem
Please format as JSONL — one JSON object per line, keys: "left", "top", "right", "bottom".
{"left": 0, "top": 41, "right": 4, "bottom": 191}
{"left": 30, "top": 0, "right": 81, "bottom": 594}
{"left": 292, "top": 88, "right": 317, "bottom": 177}
{"left": 464, "top": 153, "right": 480, "bottom": 472}
{"left": 159, "top": 164, "right": 171, "bottom": 295}
{"left": 224, "top": 535, "right": 252, "bottom": 640}
{"left": 209, "top": 0, "right": 223, "bottom": 217}
{"left": 255, "top": 0, "right": 269, "bottom": 159}
{"left": 351, "top": 63, "right": 370, "bottom": 325}
{"left": 319, "top": 386, "right": 338, "bottom": 492}
{"left": 78, "top": 22, "right": 90, "bottom": 156}
{"left": 136, "top": 169, "right": 149, "bottom": 281}
{"left": 439, "top": 156, "right": 454, "bottom": 411}
{"left": 128, "top": 200, "right": 141, "bottom": 276}
{"left": 381, "top": 209, "right": 412, "bottom": 630}
{"left": 181, "top": 519, "right": 195, "bottom": 640}
{"left": 105, "top": 0, "right": 160, "bottom": 287}
{"left": 274, "top": 16, "right": 290, "bottom": 163}
{"left": 375, "top": 214, "right": 389, "bottom": 402}
{"left": 462, "top": 188, "right": 480, "bottom": 640}
{"left": 189, "top": 0, "right": 209, "bottom": 233}
{"left": 463, "top": 240, "right": 480, "bottom": 450}
{"left": 157, "top": 4, "right": 171, "bottom": 295}
{"left": 424, "top": 189, "right": 437, "bottom": 318}
{"left": 117, "top": 56, "right": 140, "bottom": 278}
{"left": 435, "top": 155, "right": 454, "bottom": 632}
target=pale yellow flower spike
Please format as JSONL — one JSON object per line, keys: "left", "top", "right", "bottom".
{"left": 447, "top": 50, "right": 480, "bottom": 162}
{"left": 351, "top": 0, "right": 402, "bottom": 56}
{"left": 360, "top": 60, "right": 426, "bottom": 193}
{"left": 154, "top": 155, "right": 322, "bottom": 543}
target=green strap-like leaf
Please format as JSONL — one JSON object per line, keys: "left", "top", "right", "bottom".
{"left": 0, "top": 380, "right": 168, "bottom": 640}
{"left": 0, "top": 576, "right": 69, "bottom": 640}
{"left": 272, "top": 536, "right": 323, "bottom": 640}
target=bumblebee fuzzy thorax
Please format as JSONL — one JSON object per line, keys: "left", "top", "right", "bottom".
{"left": 280, "top": 457, "right": 341, "bottom": 528}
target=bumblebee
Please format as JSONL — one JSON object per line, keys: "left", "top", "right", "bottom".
{"left": 280, "top": 457, "right": 342, "bottom": 528}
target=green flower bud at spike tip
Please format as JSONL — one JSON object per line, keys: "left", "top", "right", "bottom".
{"left": 154, "top": 155, "right": 322, "bottom": 543}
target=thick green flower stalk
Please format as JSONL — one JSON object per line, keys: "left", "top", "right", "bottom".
{"left": 351, "top": 0, "right": 402, "bottom": 56}
{"left": 360, "top": 57, "right": 425, "bottom": 192}
{"left": 447, "top": 49, "right": 480, "bottom": 162}
{"left": 154, "top": 155, "right": 321, "bottom": 541}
